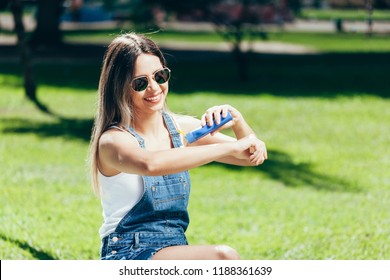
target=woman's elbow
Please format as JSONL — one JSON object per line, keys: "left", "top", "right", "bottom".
{"left": 141, "top": 156, "right": 164, "bottom": 176}
{"left": 143, "top": 163, "right": 158, "bottom": 176}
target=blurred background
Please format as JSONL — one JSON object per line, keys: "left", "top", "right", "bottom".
{"left": 1, "top": 0, "right": 390, "bottom": 106}
{"left": 0, "top": 0, "right": 389, "bottom": 260}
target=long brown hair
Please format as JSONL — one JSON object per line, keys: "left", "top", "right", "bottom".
{"left": 88, "top": 32, "right": 167, "bottom": 196}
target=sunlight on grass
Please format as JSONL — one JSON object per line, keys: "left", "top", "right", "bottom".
{"left": 1, "top": 48, "right": 389, "bottom": 259}
{"left": 62, "top": 29, "right": 390, "bottom": 53}
{"left": 299, "top": 8, "right": 390, "bottom": 21}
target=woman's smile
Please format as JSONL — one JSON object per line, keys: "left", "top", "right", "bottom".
{"left": 144, "top": 92, "right": 163, "bottom": 103}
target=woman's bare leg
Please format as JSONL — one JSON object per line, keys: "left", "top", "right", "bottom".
{"left": 152, "top": 245, "right": 240, "bottom": 260}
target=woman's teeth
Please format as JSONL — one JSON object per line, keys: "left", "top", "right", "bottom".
{"left": 145, "top": 93, "right": 161, "bottom": 102}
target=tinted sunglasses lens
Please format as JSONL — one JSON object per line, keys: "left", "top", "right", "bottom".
{"left": 132, "top": 77, "right": 148, "bottom": 91}
{"left": 132, "top": 69, "right": 170, "bottom": 91}
{"left": 155, "top": 68, "right": 170, "bottom": 84}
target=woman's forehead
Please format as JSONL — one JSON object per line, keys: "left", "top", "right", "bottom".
{"left": 133, "top": 54, "right": 163, "bottom": 76}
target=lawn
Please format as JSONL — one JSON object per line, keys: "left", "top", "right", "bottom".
{"left": 299, "top": 8, "right": 390, "bottom": 21}
{"left": 0, "top": 32, "right": 389, "bottom": 259}
{"left": 61, "top": 28, "right": 390, "bottom": 54}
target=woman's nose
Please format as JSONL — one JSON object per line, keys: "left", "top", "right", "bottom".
{"left": 147, "top": 77, "right": 160, "bottom": 91}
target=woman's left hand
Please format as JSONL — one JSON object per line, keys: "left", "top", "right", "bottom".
{"left": 231, "top": 134, "right": 268, "bottom": 165}
{"left": 248, "top": 136, "right": 268, "bottom": 165}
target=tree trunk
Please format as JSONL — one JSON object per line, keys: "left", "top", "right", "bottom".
{"left": 366, "top": 0, "right": 373, "bottom": 37}
{"left": 232, "top": 41, "right": 247, "bottom": 82}
{"left": 232, "top": 28, "right": 247, "bottom": 82}
{"left": 10, "top": 0, "right": 51, "bottom": 113}
{"left": 30, "top": 0, "right": 64, "bottom": 46}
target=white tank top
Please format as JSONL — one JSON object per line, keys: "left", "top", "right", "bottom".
{"left": 98, "top": 114, "right": 184, "bottom": 239}
{"left": 98, "top": 171, "right": 144, "bottom": 239}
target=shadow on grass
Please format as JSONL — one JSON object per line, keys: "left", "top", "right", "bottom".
{"left": 0, "top": 43, "right": 390, "bottom": 98}
{"left": 167, "top": 51, "right": 390, "bottom": 98}
{"left": 209, "top": 149, "right": 359, "bottom": 193}
{"left": 0, "top": 232, "right": 57, "bottom": 260}
{"left": 1, "top": 117, "right": 93, "bottom": 142}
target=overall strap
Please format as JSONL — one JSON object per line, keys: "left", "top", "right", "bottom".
{"left": 127, "top": 127, "right": 146, "bottom": 148}
{"left": 162, "top": 112, "right": 183, "bottom": 148}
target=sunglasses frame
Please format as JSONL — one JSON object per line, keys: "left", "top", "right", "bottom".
{"left": 131, "top": 67, "right": 171, "bottom": 92}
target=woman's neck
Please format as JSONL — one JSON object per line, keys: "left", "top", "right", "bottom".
{"left": 132, "top": 110, "right": 166, "bottom": 138}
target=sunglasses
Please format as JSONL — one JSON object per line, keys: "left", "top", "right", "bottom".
{"left": 131, "top": 67, "right": 171, "bottom": 92}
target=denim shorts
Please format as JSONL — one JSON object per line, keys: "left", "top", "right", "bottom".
{"left": 101, "top": 232, "right": 188, "bottom": 260}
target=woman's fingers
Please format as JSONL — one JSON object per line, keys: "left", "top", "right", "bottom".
{"left": 248, "top": 139, "right": 267, "bottom": 165}
{"left": 202, "top": 105, "right": 235, "bottom": 127}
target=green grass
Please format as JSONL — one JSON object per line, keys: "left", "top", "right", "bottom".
{"left": 266, "top": 32, "right": 390, "bottom": 52}
{"left": 299, "top": 8, "right": 390, "bottom": 21}
{"left": 1, "top": 41, "right": 390, "bottom": 260}
{"left": 60, "top": 29, "right": 390, "bottom": 53}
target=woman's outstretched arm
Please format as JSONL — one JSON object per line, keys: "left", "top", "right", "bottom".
{"left": 98, "top": 129, "right": 258, "bottom": 176}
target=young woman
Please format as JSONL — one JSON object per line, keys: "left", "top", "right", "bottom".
{"left": 89, "top": 32, "right": 267, "bottom": 260}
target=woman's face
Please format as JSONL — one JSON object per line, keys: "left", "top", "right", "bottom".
{"left": 130, "top": 53, "right": 169, "bottom": 115}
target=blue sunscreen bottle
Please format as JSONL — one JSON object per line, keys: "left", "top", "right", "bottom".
{"left": 185, "top": 112, "right": 233, "bottom": 144}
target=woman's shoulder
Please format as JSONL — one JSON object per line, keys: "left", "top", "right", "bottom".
{"left": 99, "top": 126, "right": 138, "bottom": 151}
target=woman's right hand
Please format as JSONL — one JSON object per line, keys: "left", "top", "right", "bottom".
{"left": 200, "top": 104, "right": 242, "bottom": 135}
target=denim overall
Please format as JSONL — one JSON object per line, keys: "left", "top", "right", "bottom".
{"left": 100, "top": 112, "right": 191, "bottom": 260}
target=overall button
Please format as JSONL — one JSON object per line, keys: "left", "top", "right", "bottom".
{"left": 112, "top": 236, "right": 118, "bottom": 242}
{"left": 111, "top": 250, "right": 117, "bottom": 255}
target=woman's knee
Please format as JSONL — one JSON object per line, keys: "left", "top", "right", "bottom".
{"left": 215, "top": 245, "right": 240, "bottom": 260}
